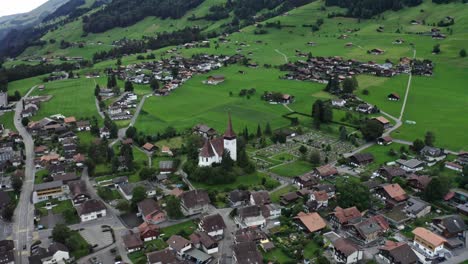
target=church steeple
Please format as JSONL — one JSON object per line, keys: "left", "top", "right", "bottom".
{"left": 224, "top": 112, "right": 236, "bottom": 139}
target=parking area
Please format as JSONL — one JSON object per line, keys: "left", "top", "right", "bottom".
{"left": 79, "top": 225, "right": 114, "bottom": 250}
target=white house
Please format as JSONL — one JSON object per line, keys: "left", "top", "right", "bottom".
{"left": 77, "top": 199, "right": 107, "bottom": 222}
{"left": 412, "top": 227, "right": 446, "bottom": 258}
{"left": 332, "top": 99, "right": 346, "bottom": 107}
{"left": 199, "top": 114, "right": 236, "bottom": 167}
{"left": 32, "top": 181, "right": 68, "bottom": 204}
{"left": 235, "top": 205, "right": 266, "bottom": 229}
{"left": 199, "top": 214, "right": 226, "bottom": 239}
{"left": 331, "top": 238, "right": 363, "bottom": 264}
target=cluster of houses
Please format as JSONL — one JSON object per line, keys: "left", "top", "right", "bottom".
{"left": 20, "top": 95, "right": 51, "bottom": 118}
{"left": 261, "top": 91, "right": 295, "bottom": 104}
{"left": 331, "top": 95, "right": 380, "bottom": 115}
{"left": 107, "top": 93, "right": 138, "bottom": 121}
{"left": 281, "top": 56, "right": 434, "bottom": 85}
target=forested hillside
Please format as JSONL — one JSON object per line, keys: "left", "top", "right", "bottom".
{"left": 324, "top": 0, "right": 423, "bottom": 18}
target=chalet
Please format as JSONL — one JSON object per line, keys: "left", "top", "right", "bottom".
{"left": 347, "top": 216, "right": 388, "bottom": 244}
{"left": 99, "top": 88, "right": 114, "bottom": 97}
{"left": 122, "top": 231, "right": 143, "bottom": 253}
{"left": 314, "top": 184, "right": 336, "bottom": 198}
{"left": 180, "top": 190, "right": 210, "bottom": 216}
{"left": 432, "top": 215, "right": 466, "bottom": 241}
{"left": 294, "top": 212, "right": 327, "bottom": 233}
{"left": 137, "top": 198, "right": 166, "bottom": 224}
{"left": 232, "top": 242, "right": 263, "bottom": 264}
{"left": 373, "top": 116, "right": 391, "bottom": 129}
{"left": 388, "top": 93, "right": 401, "bottom": 101}
{"left": 405, "top": 197, "right": 431, "bottom": 218}
{"left": 76, "top": 120, "right": 91, "bottom": 131}
{"left": 34, "top": 145, "right": 48, "bottom": 156}
{"left": 138, "top": 222, "right": 160, "bottom": 242}
{"left": 378, "top": 241, "right": 418, "bottom": 264}
{"left": 161, "top": 146, "right": 173, "bottom": 156}
{"left": 332, "top": 99, "right": 346, "bottom": 107}
{"left": 356, "top": 104, "right": 374, "bottom": 114}
{"left": 260, "top": 204, "right": 281, "bottom": 220}
{"left": 397, "top": 159, "right": 425, "bottom": 172}
{"left": 228, "top": 190, "right": 250, "bottom": 208}
{"left": 167, "top": 235, "right": 192, "bottom": 258}
{"left": 100, "top": 127, "right": 110, "bottom": 139}
{"left": 63, "top": 116, "right": 76, "bottom": 125}
{"left": 407, "top": 174, "right": 432, "bottom": 192}
{"left": 377, "top": 136, "right": 393, "bottom": 145}
{"left": 250, "top": 191, "right": 271, "bottom": 206}
{"left": 234, "top": 227, "right": 267, "bottom": 244}
{"left": 206, "top": 75, "right": 225, "bottom": 85}
{"left": 369, "top": 48, "right": 385, "bottom": 55}
{"left": 420, "top": 146, "right": 446, "bottom": 162}
{"left": 28, "top": 242, "right": 70, "bottom": 264}
{"left": 330, "top": 238, "right": 363, "bottom": 264}
{"left": 329, "top": 207, "right": 362, "bottom": 229}
{"left": 457, "top": 151, "right": 468, "bottom": 165}
{"left": 159, "top": 161, "right": 175, "bottom": 174}
{"left": 68, "top": 180, "right": 90, "bottom": 206}
{"left": 77, "top": 199, "right": 106, "bottom": 222}
{"left": 412, "top": 227, "right": 446, "bottom": 258}
{"left": 349, "top": 153, "right": 374, "bottom": 166}
{"left": 146, "top": 249, "right": 178, "bottom": 264}
{"left": 193, "top": 124, "right": 217, "bottom": 138}
{"left": 377, "top": 184, "right": 408, "bottom": 208}
{"left": 444, "top": 188, "right": 468, "bottom": 204}
{"left": 378, "top": 166, "right": 406, "bottom": 181}
{"left": 314, "top": 164, "right": 338, "bottom": 178}
{"left": 235, "top": 205, "right": 266, "bottom": 228}
{"left": 142, "top": 143, "right": 157, "bottom": 152}
{"left": 280, "top": 192, "right": 300, "bottom": 206}
{"left": 32, "top": 181, "right": 67, "bottom": 204}
{"left": 445, "top": 162, "right": 463, "bottom": 172}
{"left": 58, "top": 131, "right": 77, "bottom": 142}
{"left": 294, "top": 173, "right": 319, "bottom": 189}
{"left": 190, "top": 231, "right": 218, "bottom": 254}
{"left": 310, "top": 191, "right": 329, "bottom": 208}
{"left": 199, "top": 214, "right": 226, "bottom": 239}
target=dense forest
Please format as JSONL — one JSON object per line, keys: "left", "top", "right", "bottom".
{"left": 325, "top": 0, "right": 423, "bottom": 18}
{"left": 82, "top": 0, "right": 205, "bottom": 33}
{"left": 43, "top": 0, "right": 86, "bottom": 22}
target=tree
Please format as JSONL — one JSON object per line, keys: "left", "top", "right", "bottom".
{"left": 221, "top": 150, "right": 234, "bottom": 171}
{"left": 166, "top": 196, "right": 183, "bottom": 219}
{"left": 150, "top": 78, "right": 160, "bottom": 91}
{"left": 432, "top": 44, "right": 441, "bottom": 54}
{"left": 52, "top": 224, "right": 72, "bottom": 244}
{"left": 126, "top": 126, "right": 137, "bottom": 139}
{"left": 342, "top": 78, "right": 356, "bottom": 93}
{"left": 361, "top": 119, "right": 384, "bottom": 141}
{"left": 424, "top": 176, "right": 450, "bottom": 202}
{"left": 2, "top": 203, "right": 15, "bottom": 221}
{"left": 424, "top": 131, "right": 435, "bottom": 146}
{"left": 322, "top": 103, "right": 333, "bottom": 123}
{"left": 124, "top": 81, "right": 134, "bottom": 92}
{"left": 299, "top": 145, "right": 308, "bottom": 156}
{"left": 131, "top": 186, "right": 147, "bottom": 204}
{"left": 171, "top": 67, "right": 179, "bottom": 78}
{"left": 312, "top": 100, "right": 323, "bottom": 129}
{"left": 460, "top": 48, "right": 467, "bottom": 58}
{"left": 14, "top": 91, "right": 21, "bottom": 101}
{"left": 336, "top": 180, "right": 371, "bottom": 210}
{"left": 94, "top": 84, "right": 100, "bottom": 97}
{"left": 412, "top": 139, "right": 425, "bottom": 152}
{"left": 264, "top": 122, "right": 272, "bottom": 135}
{"left": 116, "top": 200, "right": 131, "bottom": 212}
{"left": 339, "top": 126, "right": 348, "bottom": 141}
{"left": 116, "top": 58, "right": 122, "bottom": 66}
{"left": 256, "top": 124, "right": 262, "bottom": 138}
{"left": 139, "top": 167, "right": 156, "bottom": 181}
{"left": 12, "top": 177, "right": 23, "bottom": 194}
{"left": 309, "top": 150, "right": 321, "bottom": 166}
{"left": 20, "top": 117, "right": 30, "bottom": 126}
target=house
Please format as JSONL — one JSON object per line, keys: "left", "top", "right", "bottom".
{"left": 0, "top": 240, "right": 14, "bottom": 264}
{"left": 250, "top": 191, "right": 271, "bottom": 206}
{"left": 356, "top": 104, "right": 374, "bottom": 114}
{"left": 314, "top": 164, "right": 338, "bottom": 178}
{"left": 405, "top": 197, "right": 431, "bottom": 218}
{"left": 100, "top": 127, "right": 110, "bottom": 139}
{"left": 378, "top": 241, "right": 418, "bottom": 264}
{"left": 198, "top": 114, "right": 237, "bottom": 167}
{"left": 329, "top": 207, "right": 362, "bottom": 229}
{"left": 146, "top": 249, "right": 179, "bottom": 264}
{"left": 377, "top": 184, "right": 408, "bottom": 207}
{"left": 378, "top": 166, "right": 406, "bottom": 181}
{"left": 234, "top": 227, "right": 267, "bottom": 244}
{"left": 407, "top": 174, "right": 431, "bottom": 191}
{"left": 122, "top": 231, "right": 143, "bottom": 253}
{"left": 420, "top": 146, "right": 446, "bottom": 162}
{"left": 63, "top": 116, "right": 76, "bottom": 125}
{"left": 373, "top": 116, "right": 391, "bottom": 129}
{"left": 280, "top": 192, "right": 300, "bottom": 205}
{"left": 377, "top": 136, "right": 393, "bottom": 146}
{"left": 142, "top": 143, "right": 157, "bottom": 152}
{"left": 76, "top": 120, "right": 91, "bottom": 131}
{"left": 28, "top": 242, "right": 70, "bottom": 264}
{"left": 34, "top": 145, "right": 48, "bottom": 156}
{"left": 412, "top": 227, "right": 446, "bottom": 258}
{"left": 199, "top": 214, "right": 226, "bottom": 239}
{"left": 138, "top": 222, "right": 160, "bottom": 242}
{"left": 445, "top": 162, "right": 463, "bottom": 172}
{"left": 294, "top": 173, "right": 319, "bottom": 189}
{"left": 118, "top": 183, "right": 135, "bottom": 200}
{"left": 332, "top": 99, "right": 346, "bottom": 107}
{"left": 137, "top": 198, "right": 166, "bottom": 224}
{"left": 67, "top": 180, "right": 90, "bottom": 206}
{"left": 112, "top": 176, "right": 128, "bottom": 187}
{"left": 397, "top": 159, "right": 425, "bottom": 172}
{"left": 193, "top": 124, "right": 217, "bottom": 138}
{"left": 190, "top": 231, "right": 219, "bottom": 254}
{"left": 314, "top": 184, "right": 336, "bottom": 198}
{"left": 232, "top": 242, "right": 263, "bottom": 264}
{"left": 57, "top": 131, "right": 77, "bottom": 142}
{"left": 76, "top": 199, "right": 107, "bottom": 222}
{"left": 206, "top": 75, "right": 225, "bottom": 85}
{"left": 349, "top": 153, "right": 374, "bottom": 166}
{"left": 161, "top": 146, "right": 173, "bottom": 156}
{"left": 347, "top": 216, "right": 388, "bottom": 244}
{"left": 457, "top": 152, "right": 468, "bottom": 165}
{"left": 228, "top": 190, "right": 250, "bottom": 207}
{"left": 32, "top": 181, "right": 68, "bottom": 204}
{"left": 180, "top": 190, "right": 210, "bottom": 216}
{"left": 432, "top": 215, "right": 467, "bottom": 239}
{"left": 167, "top": 235, "right": 192, "bottom": 257}
{"left": 331, "top": 238, "right": 363, "bottom": 264}
{"left": 310, "top": 191, "right": 329, "bottom": 208}
{"left": 159, "top": 161, "right": 175, "bottom": 174}
{"left": 294, "top": 212, "right": 327, "bottom": 233}
{"left": 388, "top": 93, "right": 401, "bottom": 101}
{"left": 260, "top": 204, "right": 281, "bottom": 220}
{"left": 235, "top": 205, "right": 266, "bottom": 228}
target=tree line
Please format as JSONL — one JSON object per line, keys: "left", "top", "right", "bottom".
{"left": 324, "top": 0, "right": 423, "bottom": 18}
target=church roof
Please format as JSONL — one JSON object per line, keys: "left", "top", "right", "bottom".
{"left": 224, "top": 113, "right": 236, "bottom": 139}
{"left": 200, "top": 138, "right": 224, "bottom": 158}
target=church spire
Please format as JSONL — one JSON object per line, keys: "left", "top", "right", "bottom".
{"left": 224, "top": 112, "right": 236, "bottom": 139}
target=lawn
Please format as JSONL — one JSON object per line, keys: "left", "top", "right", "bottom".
{"left": 77, "top": 131, "right": 96, "bottom": 147}
{"left": 68, "top": 231, "right": 91, "bottom": 259}
{"left": 264, "top": 248, "right": 294, "bottom": 263}
{"left": 0, "top": 111, "right": 16, "bottom": 132}
{"left": 270, "top": 185, "right": 298, "bottom": 203}
{"left": 269, "top": 160, "right": 314, "bottom": 177}
{"left": 30, "top": 78, "right": 99, "bottom": 121}
{"left": 35, "top": 170, "right": 49, "bottom": 184}
{"left": 361, "top": 142, "right": 408, "bottom": 172}
{"left": 192, "top": 171, "right": 280, "bottom": 192}
{"left": 154, "top": 137, "right": 184, "bottom": 149}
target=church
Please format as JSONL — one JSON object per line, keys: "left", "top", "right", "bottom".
{"left": 198, "top": 114, "right": 237, "bottom": 167}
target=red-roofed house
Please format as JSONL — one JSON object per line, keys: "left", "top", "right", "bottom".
{"left": 377, "top": 184, "right": 408, "bottom": 207}
{"left": 329, "top": 207, "right": 362, "bottom": 229}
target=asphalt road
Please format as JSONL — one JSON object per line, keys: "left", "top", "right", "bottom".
{"left": 13, "top": 86, "right": 37, "bottom": 264}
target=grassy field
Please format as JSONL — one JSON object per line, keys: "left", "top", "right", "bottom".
{"left": 269, "top": 160, "right": 314, "bottom": 178}
{"left": 362, "top": 143, "right": 408, "bottom": 171}
{"left": 0, "top": 111, "right": 16, "bottom": 132}
{"left": 31, "top": 78, "right": 99, "bottom": 121}
{"left": 192, "top": 171, "right": 280, "bottom": 192}
{"left": 270, "top": 185, "right": 298, "bottom": 203}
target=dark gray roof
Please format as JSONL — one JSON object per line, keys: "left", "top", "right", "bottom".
{"left": 200, "top": 214, "right": 226, "bottom": 232}
{"left": 238, "top": 205, "right": 261, "bottom": 219}
{"left": 229, "top": 190, "right": 250, "bottom": 203}
{"left": 77, "top": 199, "right": 106, "bottom": 215}
{"left": 406, "top": 197, "right": 430, "bottom": 215}
{"left": 34, "top": 180, "right": 63, "bottom": 191}
{"left": 232, "top": 242, "right": 263, "bottom": 264}
{"left": 180, "top": 190, "right": 210, "bottom": 209}
{"left": 435, "top": 215, "right": 467, "bottom": 234}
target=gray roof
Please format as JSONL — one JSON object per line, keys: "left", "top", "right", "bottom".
{"left": 34, "top": 180, "right": 63, "bottom": 191}
{"left": 159, "top": 160, "right": 174, "bottom": 170}
{"left": 435, "top": 215, "right": 467, "bottom": 234}
{"left": 398, "top": 158, "right": 424, "bottom": 168}
{"left": 406, "top": 197, "right": 430, "bottom": 215}
{"left": 185, "top": 248, "right": 213, "bottom": 262}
